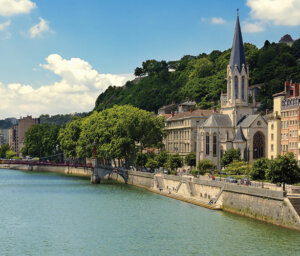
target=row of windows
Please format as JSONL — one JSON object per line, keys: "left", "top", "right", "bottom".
{"left": 281, "top": 119, "right": 298, "bottom": 128}
{"left": 167, "top": 142, "right": 190, "bottom": 153}
{"left": 168, "top": 130, "right": 191, "bottom": 140}
{"left": 167, "top": 120, "right": 191, "bottom": 127}
{"left": 281, "top": 110, "right": 298, "bottom": 117}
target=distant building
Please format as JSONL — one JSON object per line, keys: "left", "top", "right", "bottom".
{"left": 158, "top": 103, "right": 177, "bottom": 115}
{"left": 5, "top": 117, "right": 17, "bottom": 126}
{"left": 0, "top": 129, "right": 9, "bottom": 146}
{"left": 9, "top": 116, "right": 39, "bottom": 156}
{"left": 178, "top": 101, "right": 197, "bottom": 113}
{"left": 279, "top": 34, "right": 294, "bottom": 47}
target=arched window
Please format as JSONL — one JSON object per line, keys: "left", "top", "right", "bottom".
{"left": 242, "top": 76, "right": 245, "bottom": 100}
{"left": 213, "top": 133, "right": 217, "bottom": 156}
{"left": 253, "top": 131, "right": 265, "bottom": 159}
{"left": 228, "top": 79, "right": 231, "bottom": 99}
{"left": 235, "top": 76, "right": 238, "bottom": 99}
{"left": 206, "top": 133, "right": 209, "bottom": 155}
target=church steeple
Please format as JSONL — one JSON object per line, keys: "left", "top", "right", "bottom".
{"left": 224, "top": 10, "right": 249, "bottom": 108}
{"left": 229, "top": 9, "right": 247, "bottom": 73}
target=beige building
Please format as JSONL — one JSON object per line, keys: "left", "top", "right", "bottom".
{"left": 164, "top": 109, "right": 213, "bottom": 157}
{"left": 268, "top": 82, "right": 300, "bottom": 164}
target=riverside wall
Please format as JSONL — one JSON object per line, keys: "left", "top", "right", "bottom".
{"left": 0, "top": 164, "right": 92, "bottom": 178}
{"left": 1, "top": 164, "right": 300, "bottom": 230}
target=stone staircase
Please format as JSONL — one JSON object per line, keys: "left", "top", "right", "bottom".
{"left": 288, "top": 197, "right": 300, "bottom": 216}
{"left": 155, "top": 176, "right": 164, "bottom": 191}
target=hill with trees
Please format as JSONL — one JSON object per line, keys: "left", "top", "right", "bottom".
{"left": 94, "top": 39, "right": 300, "bottom": 113}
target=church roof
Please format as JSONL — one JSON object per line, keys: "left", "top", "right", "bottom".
{"left": 202, "top": 114, "right": 232, "bottom": 128}
{"left": 167, "top": 109, "right": 213, "bottom": 121}
{"left": 233, "top": 126, "right": 246, "bottom": 142}
{"left": 229, "top": 13, "right": 247, "bottom": 73}
{"left": 239, "top": 114, "right": 259, "bottom": 127}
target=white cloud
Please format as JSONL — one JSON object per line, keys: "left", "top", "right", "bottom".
{"left": 0, "top": 54, "right": 135, "bottom": 117}
{"left": 211, "top": 17, "right": 225, "bottom": 24}
{"left": 29, "top": 17, "right": 50, "bottom": 38}
{"left": 243, "top": 21, "right": 265, "bottom": 33}
{"left": 247, "top": 0, "right": 300, "bottom": 26}
{"left": 0, "top": 0, "right": 36, "bottom": 17}
{"left": 0, "top": 20, "right": 10, "bottom": 30}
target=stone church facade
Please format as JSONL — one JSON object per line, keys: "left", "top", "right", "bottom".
{"left": 196, "top": 13, "right": 268, "bottom": 168}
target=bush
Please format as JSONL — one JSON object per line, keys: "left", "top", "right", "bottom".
{"left": 167, "top": 153, "right": 182, "bottom": 171}
{"left": 197, "top": 159, "right": 215, "bottom": 175}
{"left": 145, "top": 158, "right": 159, "bottom": 169}
{"left": 135, "top": 152, "right": 148, "bottom": 168}
{"left": 185, "top": 152, "right": 196, "bottom": 167}
{"left": 221, "top": 148, "right": 240, "bottom": 167}
{"left": 224, "top": 160, "right": 250, "bottom": 175}
{"left": 154, "top": 151, "right": 169, "bottom": 167}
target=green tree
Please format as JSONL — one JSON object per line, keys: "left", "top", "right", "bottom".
{"left": 225, "top": 160, "right": 250, "bottom": 175}
{"left": 197, "top": 159, "right": 215, "bottom": 175}
{"left": 6, "top": 149, "right": 16, "bottom": 159}
{"left": 184, "top": 152, "right": 196, "bottom": 167}
{"left": 135, "top": 152, "right": 148, "bottom": 168}
{"left": 267, "top": 153, "right": 300, "bottom": 188}
{"left": 167, "top": 153, "right": 182, "bottom": 171}
{"left": 0, "top": 144, "right": 10, "bottom": 158}
{"left": 22, "top": 124, "right": 61, "bottom": 159}
{"left": 221, "top": 148, "right": 241, "bottom": 167}
{"left": 145, "top": 158, "right": 159, "bottom": 170}
{"left": 250, "top": 158, "right": 270, "bottom": 180}
{"left": 76, "top": 105, "right": 165, "bottom": 167}
{"left": 58, "top": 118, "right": 82, "bottom": 159}
{"left": 154, "top": 151, "right": 169, "bottom": 167}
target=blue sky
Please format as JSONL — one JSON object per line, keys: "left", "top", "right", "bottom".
{"left": 1, "top": 0, "right": 300, "bottom": 117}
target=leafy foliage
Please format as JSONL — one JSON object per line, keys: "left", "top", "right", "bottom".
{"left": 6, "top": 149, "right": 16, "bottom": 159}
{"left": 0, "top": 144, "right": 10, "bottom": 158}
{"left": 95, "top": 41, "right": 300, "bottom": 113}
{"left": 154, "top": 151, "right": 169, "bottom": 167}
{"left": 224, "top": 160, "right": 250, "bottom": 175}
{"left": 250, "top": 158, "right": 270, "bottom": 180}
{"left": 145, "top": 158, "right": 159, "bottom": 170}
{"left": 184, "top": 152, "right": 196, "bottom": 167}
{"left": 135, "top": 152, "right": 148, "bottom": 168}
{"left": 22, "top": 124, "right": 61, "bottom": 158}
{"left": 167, "top": 153, "right": 182, "bottom": 171}
{"left": 197, "top": 159, "right": 215, "bottom": 175}
{"left": 221, "top": 148, "right": 241, "bottom": 167}
{"left": 267, "top": 152, "right": 300, "bottom": 184}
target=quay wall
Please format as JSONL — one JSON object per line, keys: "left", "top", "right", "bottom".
{"left": 1, "top": 164, "right": 300, "bottom": 230}
{"left": 0, "top": 164, "right": 92, "bottom": 178}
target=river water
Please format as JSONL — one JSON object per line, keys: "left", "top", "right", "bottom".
{"left": 0, "top": 168, "right": 299, "bottom": 256}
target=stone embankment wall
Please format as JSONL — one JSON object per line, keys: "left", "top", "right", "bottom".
{"left": 0, "top": 164, "right": 92, "bottom": 178}
{"left": 1, "top": 164, "right": 300, "bottom": 230}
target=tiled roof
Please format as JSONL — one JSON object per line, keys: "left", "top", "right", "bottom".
{"left": 233, "top": 126, "right": 246, "bottom": 142}
{"left": 202, "top": 114, "right": 232, "bottom": 128}
{"left": 239, "top": 114, "right": 259, "bottom": 127}
{"left": 167, "top": 109, "right": 214, "bottom": 121}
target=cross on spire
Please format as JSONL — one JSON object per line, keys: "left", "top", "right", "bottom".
{"left": 237, "top": 8, "right": 239, "bottom": 17}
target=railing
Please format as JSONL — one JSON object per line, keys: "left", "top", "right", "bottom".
{"left": 0, "top": 160, "right": 93, "bottom": 168}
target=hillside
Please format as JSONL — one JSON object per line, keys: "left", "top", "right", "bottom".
{"left": 94, "top": 39, "right": 300, "bottom": 113}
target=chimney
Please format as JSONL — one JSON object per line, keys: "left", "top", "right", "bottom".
{"left": 213, "top": 107, "right": 217, "bottom": 113}
{"left": 171, "top": 112, "right": 174, "bottom": 117}
{"left": 190, "top": 107, "right": 193, "bottom": 113}
{"left": 266, "top": 109, "right": 269, "bottom": 115}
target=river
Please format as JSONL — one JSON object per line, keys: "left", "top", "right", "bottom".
{"left": 0, "top": 168, "right": 299, "bottom": 256}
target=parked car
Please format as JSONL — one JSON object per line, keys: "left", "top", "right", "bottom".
{"left": 226, "top": 177, "right": 237, "bottom": 183}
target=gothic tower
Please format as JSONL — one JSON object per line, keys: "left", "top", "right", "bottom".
{"left": 221, "top": 11, "right": 253, "bottom": 126}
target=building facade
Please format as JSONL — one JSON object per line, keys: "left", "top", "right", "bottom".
{"left": 268, "top": 81, "right": 300, "bottom": 164}
{"left": 164, "top": 109, "right": 213, "bottom": 158}
{"left": 196, "top": 13, "right": 268, "bottom": 168}
{"left": 9, "top": 116, "right": 38, "bottom": 156}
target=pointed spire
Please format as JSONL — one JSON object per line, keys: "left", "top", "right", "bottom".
{"left": 229, "top": 10, "right": 247, "bottom": 73}
{"left": 233, "top": 125, "right": 246, "bottom": 142}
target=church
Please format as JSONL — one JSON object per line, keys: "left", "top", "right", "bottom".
{"left": 196, "top": 13, "right": 268, "bottom": 168}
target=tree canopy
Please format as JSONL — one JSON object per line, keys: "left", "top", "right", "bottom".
{"left": 221, "top": 148, "right": 241, "bottom": 167}
{"left": 94, "top": 41, "right": 300, "bottom": 113}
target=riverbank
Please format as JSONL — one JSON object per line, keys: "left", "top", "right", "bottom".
{"left": 2, "top": 163, "right": 300, "bottom": 231}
